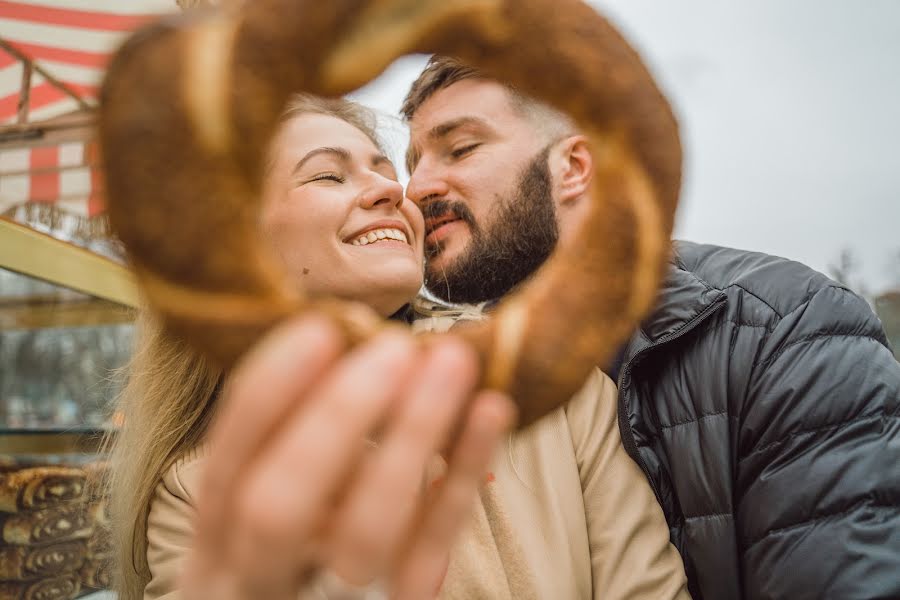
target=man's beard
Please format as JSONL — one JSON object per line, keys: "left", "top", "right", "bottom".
{"left": 423, "top": 146, "right": 559, "bottom": 304}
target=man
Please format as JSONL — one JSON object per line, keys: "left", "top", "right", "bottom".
{"left": 402, "top": 56, "right": 900, "bottom": 600}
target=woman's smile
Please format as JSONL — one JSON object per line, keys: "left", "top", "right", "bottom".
{"left": 260, "top": 111, "right": 425, "bottom": 317}
{"left": 344, "top": 219, "right": 413, "bottom": 249}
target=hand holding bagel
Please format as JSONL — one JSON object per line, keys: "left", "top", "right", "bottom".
{"left": 178, "top": 317, "right": 515, "bottom": 599}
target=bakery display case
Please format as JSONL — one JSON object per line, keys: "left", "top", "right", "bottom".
{"left": 0, "top": 206, "right": 137, "bottom": 600}
{"left": 0, "top": 3, "right": 173, "bottom": 597}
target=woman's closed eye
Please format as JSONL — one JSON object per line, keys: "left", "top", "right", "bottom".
{"left": 305, "top": 172, "right": 346, "bottom": 184}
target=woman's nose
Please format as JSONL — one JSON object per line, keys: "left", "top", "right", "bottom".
{"left": 359, "top": 173, "right": 404, "bottom": 210}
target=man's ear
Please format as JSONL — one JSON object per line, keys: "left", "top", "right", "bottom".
{"left": 550, "top": 135, "right": 593, "bottom": 210}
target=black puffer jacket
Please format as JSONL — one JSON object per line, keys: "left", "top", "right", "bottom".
{"left": 615, "top": 242, "right": 900, "bottom": 599}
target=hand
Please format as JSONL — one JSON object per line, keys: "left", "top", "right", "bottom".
{"left": 179, "top": 316, "right": 515, "bottom": 599}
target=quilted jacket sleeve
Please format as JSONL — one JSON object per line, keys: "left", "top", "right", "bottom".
{"left": 737, "top": 285, "right": 900, "bottom": 600}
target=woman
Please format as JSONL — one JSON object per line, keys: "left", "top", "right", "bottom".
{"left": 107, "top": 95, "right": 689, "bottom": 599}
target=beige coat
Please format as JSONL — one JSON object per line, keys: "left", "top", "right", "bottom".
{"left": 144, "top": 364, "right": 689, "bottom": 599}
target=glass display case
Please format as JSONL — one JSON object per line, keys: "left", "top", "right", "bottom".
{"left": 1, "top": 4, "right": 169, "bottom": 596}
{"left": 0, "top": 207, "right": 137, "bottom": 600}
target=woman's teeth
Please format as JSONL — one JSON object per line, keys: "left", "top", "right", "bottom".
{"left": 350, "top": 228, "right": 409, "bottom": 246}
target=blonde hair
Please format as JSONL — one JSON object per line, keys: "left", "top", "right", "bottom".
{"left": 104, "top": 311, "right": 219, "bottom": 600}
{"left": 105, "top": 93, "right": 380, "bottom": 600}
{"left": 280, "top": 93, "right": 383, "bottom": 151}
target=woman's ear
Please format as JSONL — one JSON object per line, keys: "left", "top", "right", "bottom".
{"left": 550, "top": 135, "right": 594, "bottom": 210}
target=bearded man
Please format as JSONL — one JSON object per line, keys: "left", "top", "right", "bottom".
{"left": 403, "top": 55, "right": 900, "bottom": 600}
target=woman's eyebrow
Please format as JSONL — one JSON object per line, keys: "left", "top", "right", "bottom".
{"left": 291, "top": 146, "right": 351, "bottom": 175}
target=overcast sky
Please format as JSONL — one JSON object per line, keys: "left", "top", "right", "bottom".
{"left": 349, "top": 0, "right": 900, "bottom": 295}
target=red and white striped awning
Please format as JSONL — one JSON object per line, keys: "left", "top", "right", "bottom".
{"left": 0, "top": 0, "right": 173, "bottom": 216}
{"left": 0, "top": 138, "right": 104, "bottom": 215}
{"left": 0, "top": 0, "right": 172, "bottom": 121}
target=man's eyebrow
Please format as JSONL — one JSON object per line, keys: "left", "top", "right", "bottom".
{"left": 291, "top": 146, "right": 351, "bottom": 175}
{"left": 428, "top": 116, "right": 492, "bottom": 141}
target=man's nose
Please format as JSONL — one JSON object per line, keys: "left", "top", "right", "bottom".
{"left": 359, "top": 174, "right": 404, "bottom": 210}
{"left": 406, "top": 160, "right": 450, "bottom": 207}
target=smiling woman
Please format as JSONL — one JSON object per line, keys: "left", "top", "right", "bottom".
{"left": 104, "top": 94, "right": 461, "bottom": 600}
{"left": 259, "top": 95, "right": 425, "bottom": 317}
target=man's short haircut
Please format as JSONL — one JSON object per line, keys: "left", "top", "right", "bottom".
{"left": 401, "top": 55, "right": 573, "bottom": 138}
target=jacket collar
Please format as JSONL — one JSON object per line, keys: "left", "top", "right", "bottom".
{"left": 621, "top": 249, "right": 728, "bottom": 366}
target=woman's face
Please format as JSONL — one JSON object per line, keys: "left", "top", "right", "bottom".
{"left": 261, "top": 113, "right": 425, "bottom": 316}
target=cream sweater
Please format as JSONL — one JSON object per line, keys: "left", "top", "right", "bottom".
{"left": 144, "top": 365, "right": 688, "bottom": 599}
{"left": 146, "top": 297, "right": 687, "bottom": 599}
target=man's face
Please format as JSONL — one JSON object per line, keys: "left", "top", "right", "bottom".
{"left": 406, "top": 79, "right": 559, "bottom": 303}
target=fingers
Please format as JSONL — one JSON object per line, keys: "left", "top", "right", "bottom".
{"left": 223, "top": 329, "right": 418, "bottom": 589}
{"left": 327, "top": 338, "right": 480, "bottom": 583}
{"left": 391, "top": 390, "right": 517, "bottom": 600}
{"left": 195, "top": 315, "right": 345, "bottom": 546}
{"left": 187, "top": 317, "right": 513, "bottom": 600}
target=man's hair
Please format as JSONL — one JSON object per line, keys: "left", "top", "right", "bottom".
{"left": 401, "top": 55, "right": 572, "bottom": 137}
{"left": 401, "top": 56, "right": 481, "bottom": 121}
